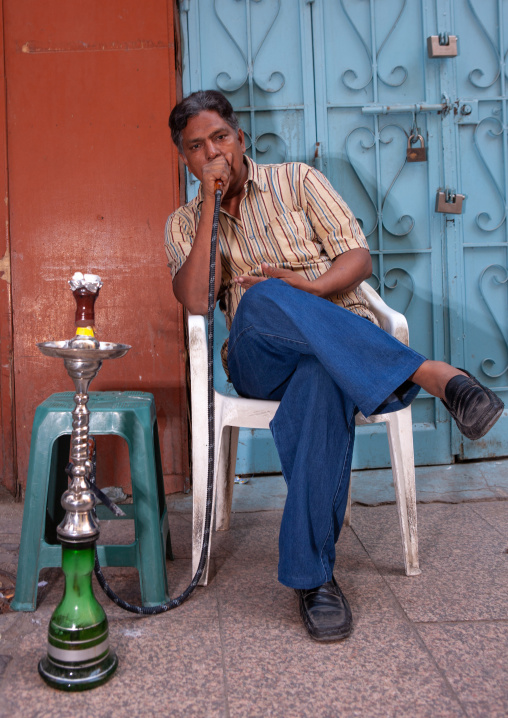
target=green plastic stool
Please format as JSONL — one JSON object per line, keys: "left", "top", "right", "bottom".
{"left": 12, "top": 391, "right": 173, "bottom": 611}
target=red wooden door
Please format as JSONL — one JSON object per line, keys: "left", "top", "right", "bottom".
{"left": 2, "top": 0, "right": 187, "bottom": 495}
{"left": 0, "top": 0, "right": 16, "bottom": 496}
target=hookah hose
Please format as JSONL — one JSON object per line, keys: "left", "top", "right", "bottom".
{"left": 93, "top": 181, "right": 223, "bottom": 614}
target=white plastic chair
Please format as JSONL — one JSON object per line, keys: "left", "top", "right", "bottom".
{"left": 188, "top": 282, "right": 420, "bottom": 584}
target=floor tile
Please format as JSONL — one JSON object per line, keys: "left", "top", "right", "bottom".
{"left": 0, "top": 613, "right": 227, "bottom": 718}
{"left": 352, "top": 503, "right": 508, "bottom": 622}
{"left": 416, "top": 621, "right": 508, "bottom": 718}
{"left": 469, "top": 501, "right": 508, "bottom": 537}
{"left": 209, "top": 510, "right": 283, "bottom": 561}
{"left": 2, "top": 493, "right": 506, "bottom": 717}
{"left": 220, "top": 616, "right": 464, "bottom": 718}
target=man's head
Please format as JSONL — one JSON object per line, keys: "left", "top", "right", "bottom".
{"left": 169, "top": 90, "right": 247, "bottom": 199}
{"left": 169, "top": 90, "right": 240, "bottom": 153}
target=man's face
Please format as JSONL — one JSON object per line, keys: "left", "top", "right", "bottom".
{"left": 179, "top": 110, "right": 246, "bottom": 192}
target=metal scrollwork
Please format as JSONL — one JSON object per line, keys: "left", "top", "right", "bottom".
{"left": 339, "top": 0, "right": 408, "bottom": 91}
{"left": 345, "top": 124, "right": 415, "bottom": 239}
{"left": 214, "top": 0, "right": 284, "bottom": 95}
{"left": 376, "top": 0, "right": 408, "bottom": 88}
{"left": 339, "top": 0, "right": 373, "bottom": 91}
{"left": 345, "top": 126, "right": 378, "bottom": 237}
{"left": 465, "top": 0, "right": 501, "bottom": 89}
{"left": 379, "top": 124, "right": 414, "bottom": 237}
{"left": 367, "top": 273, "right": 381, "bottom": 293}
{"left": 383, "top": 267, "right": 415, "bottom": 315}
{"left": 243, "top": 131, "right": 286, "bottom": 164}
{"left": 472, "top": 117, "right": 506, "bottom": 231}
{"left": 478, "top": 264, "right": 508, "bottom": 378}
{"left": 368, "top": 268, "right": 415, "bottom": 315}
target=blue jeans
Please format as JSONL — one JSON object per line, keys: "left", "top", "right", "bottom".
{"left": 227, "top": 279, "right": 425, "bottom": 589}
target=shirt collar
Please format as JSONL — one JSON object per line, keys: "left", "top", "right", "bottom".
{"left": 244, "top": 155, "right": 268, "bottom": 192}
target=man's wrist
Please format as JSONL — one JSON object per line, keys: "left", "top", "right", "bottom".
{"left": 309, "top": 278, "right": 326, "bottom": 298}
{"left": 199, "top": 195, "right": 219, "bottom": 218}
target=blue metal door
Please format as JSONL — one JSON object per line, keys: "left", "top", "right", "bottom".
{"left": 446, "top": 0, "right": 508, "bottom": 460}
{"left": 180, "top": 0, "right": 316, "bottom": 474}
{"left": 179, "top": 0, "right": 508, "bottom": 471}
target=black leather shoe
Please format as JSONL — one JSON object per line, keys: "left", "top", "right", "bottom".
{"left": 295, "top": 576, "right": 353, "bottom": 642}
{"left": 442, "top": 369, "right": 504, "bottom": 440}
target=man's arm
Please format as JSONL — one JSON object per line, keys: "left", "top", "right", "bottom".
{"left": 233, "top": 248, "right": 372, "bottom": 296}
{"left": 172, "top": 156, "right": 232, "bottom": 315}
{"left": 172, "top": 196, "right": 222, "bottom": 315}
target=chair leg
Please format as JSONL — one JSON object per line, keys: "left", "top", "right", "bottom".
{"left": 385, "top": 406, "right": 421, "bottom": 576}
{"left": 343, "top": 477, "right": 352, "bottom": 528}
{"left": 191, "top": 465, "right": 207, "bottom": 585}
{"left": 193, "top": 414, "right": 232, "bottom": 585}
{"left": 215, "top": 426, "right": 239, "bottom": 532}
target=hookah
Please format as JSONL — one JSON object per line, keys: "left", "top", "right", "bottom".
{"left": 37, "top": 272, "right": 130, "bottom": 690}
{"left": 37, "top": 180, "right": 223, "bottom": 690}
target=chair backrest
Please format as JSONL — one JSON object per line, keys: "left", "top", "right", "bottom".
{"left": 212, "top": 304, "right": 238, "bottom": 396}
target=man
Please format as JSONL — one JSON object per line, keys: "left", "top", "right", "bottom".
{"left": 165, "top": 90, "right": 504, "bottom": 642}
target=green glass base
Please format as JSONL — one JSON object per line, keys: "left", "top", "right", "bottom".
{"left": 39, "top": 543, "right": 118, "bottom": 691}
{"left": 38, "top": 651, "right": 118, "bottom": 691}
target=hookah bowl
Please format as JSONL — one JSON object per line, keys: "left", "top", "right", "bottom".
{"left": 37, "top": 276, "right": 130, "bottom": 691}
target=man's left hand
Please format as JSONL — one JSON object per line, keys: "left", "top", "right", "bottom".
{"left": 233, "top": 263, "right": 317, "bottom": 294}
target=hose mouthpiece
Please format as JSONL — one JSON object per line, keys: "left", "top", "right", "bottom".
{"left": 214, "top": 180, "right": 223, "bottom": 195}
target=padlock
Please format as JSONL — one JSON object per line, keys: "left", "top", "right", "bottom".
{"left": 435, "top": 190, "right": 465, "bottom": 214}
{"left": 427, "top": 35, "right": 458, "bottom": 58}
{"left": 407, "top": 134, "right": 427, "bottom": 162}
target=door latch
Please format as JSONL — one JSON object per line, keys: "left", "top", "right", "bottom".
{"left": 435, "top": 189, "right": 465, "bottom": 214}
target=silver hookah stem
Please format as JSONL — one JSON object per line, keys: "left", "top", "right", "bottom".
{"left": 57, "top": 273, "right": 103, "bottom": 544}
{"left": 57, "top": 355, "right": 103, "bottom": 543}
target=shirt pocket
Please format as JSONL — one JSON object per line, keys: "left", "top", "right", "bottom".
{"left": 264, "top": 210, "right": 319, "bottom": 264}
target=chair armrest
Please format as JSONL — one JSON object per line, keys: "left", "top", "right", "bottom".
{"left": 188, "top": 313, "right": 208, "bottom": 388}
{"left": 360, "top": 281, "right": 409, "bottom": 346}
{"left": 187, "top": 313, "right": 207, "bottom": 359}
{"left": 187, "top": 313, "right": 209, "bottom": 447}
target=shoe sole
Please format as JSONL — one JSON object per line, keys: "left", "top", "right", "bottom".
{"left": 457, "top": 399, "right": 504, "bottom": 441}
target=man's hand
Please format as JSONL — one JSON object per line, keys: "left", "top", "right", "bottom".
{"left": 201, "top": 154, "right": 233, "bottom": 202}
{"left": 233, "top": 263, "right": 317, "bottom": 293}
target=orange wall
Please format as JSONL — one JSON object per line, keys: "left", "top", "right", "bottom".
{"left": 2, "top": 0, "right": 187, "bottom": 494}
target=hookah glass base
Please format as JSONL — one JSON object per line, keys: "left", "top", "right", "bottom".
{"left": 38, "top": 544, "right": 117, "bottom": 691}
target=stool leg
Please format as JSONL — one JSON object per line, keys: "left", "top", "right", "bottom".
{"left": 153, "top": 423, "right": 173, "bottom": 561}
{"left": 12, "top": 422, "right": 61, "bottom": 611}
{"left": 45, "top": 435, "right": 70, "bottom": 544}
{"left": 129, "top": 413, "right": 169, "bottom": 606}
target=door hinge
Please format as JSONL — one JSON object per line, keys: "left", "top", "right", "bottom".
{"left": 314, "top": 142, "right": 323, "bottom": 172}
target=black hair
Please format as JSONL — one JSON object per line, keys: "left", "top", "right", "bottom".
{"left": 169, "top": 90, "right": 240, "bottom": 153}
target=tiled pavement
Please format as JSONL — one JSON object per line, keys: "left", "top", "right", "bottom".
{"left": 0, "top": 479, "right": 506, "bottom": 717}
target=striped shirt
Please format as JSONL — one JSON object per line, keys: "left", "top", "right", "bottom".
{"left": 165, "top": 156, "right": 376, "bottom": 340}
